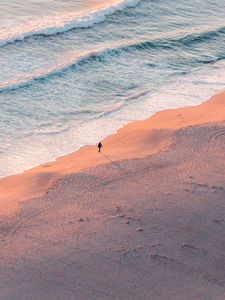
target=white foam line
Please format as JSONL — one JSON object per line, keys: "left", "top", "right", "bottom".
{"left": 0, "top": 49, "right": 104, "bottom": 92}
{"left": 0, "top": 0, "right": 140, "bottom": 47}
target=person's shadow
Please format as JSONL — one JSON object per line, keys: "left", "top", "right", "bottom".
{"left": 101, "top": 152, "right": 127, "bottom": 173}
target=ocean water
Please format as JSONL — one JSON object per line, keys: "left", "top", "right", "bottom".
{"left": 0, "top": 0, "right": 225, "bottom": 178}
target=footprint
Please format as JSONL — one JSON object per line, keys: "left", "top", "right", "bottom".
{"left": 116, "top": 246, "right": 143, "bottom": 260}
{"left": 213, "top": 219, "right": 224, "bottom": 224}
{"left": 150, "top": 254, "right": 192, "bottom": 274}
{"left": 211, "top": 186, "right": 225, "bottom": 193}
{"left": 180, "top": 243, "right": 208, "bottom": 258}
{"left": 151, "top": 243, "right": 162, "bottom": 248}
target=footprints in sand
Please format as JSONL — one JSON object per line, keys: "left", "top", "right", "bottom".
{"left": 78, "top": 217, "right": 89, "bottom": 222}
{"left": 180, "top": 243, "right": 208, "bottom": 258}
{"left": 182, "top": 181, "right": 208, "bottom": 194}
{"left": 150, "top": 243, "right": 209, "bottom": 266}
{"left": 150, "top": 254, "right": 192, "bottom": 274}
{"left": 213, "top": 218, "right": 224, "bottom": 224}
{"left": 60, "top": 214, "right": 91, "bottom": 234}
{"left": 211, "top": 185, "right": 225, "bottom": 194}
{"left": 113, "top": 207, "right": 145, "bottom": 259}
{"left": 149, "top": 243, "right": 225, "bottom": 287}
{"left": 59, "top": 205, "right": 146, "bottom": 237}
{"left": 136, "top": 228, "right": 143, "bottom": 232}
{"left": 182, "top": 181, "right": 225, "bottom": 194}
{"left": 213, "top": 218, "right": 225, "bottom": 230}
{"left": 116, "top": 246, "right": 144, "bottom": 260}
{"left": 113, "top": 206, "right": 144, "bottom": 233}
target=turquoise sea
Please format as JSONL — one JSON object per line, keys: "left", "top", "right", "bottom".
{"left": 0, "top": 0, "right": 225, "bottom": 177}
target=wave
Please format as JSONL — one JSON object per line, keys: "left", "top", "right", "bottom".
{"left": 0, "top": 0, "right": 140, "bottom": 47}
{"left": 1, "top": 25, "right": 225, "bottom": 93}
{"left": 0, "top": 49, "right": 108, "bottom": 92}
{"left": 0, "top": 41, "right": 136, "bottom": 93}
{"left": 127, "top": 26, "right": 225, "bottom": 51}
{"left": 174, "top": 26, "right": 225, "bottom": 47}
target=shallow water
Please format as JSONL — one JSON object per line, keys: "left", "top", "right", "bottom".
{"left": 0, "top": 0, "right": 225, "bottom": 177}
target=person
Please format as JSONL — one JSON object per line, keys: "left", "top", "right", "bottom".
{"left": 98, "top": 142, "right": 103, "bottom": 153}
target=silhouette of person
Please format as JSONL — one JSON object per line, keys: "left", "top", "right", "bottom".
{"left": 98, "top": 142, "right": 103, "bottom": 153}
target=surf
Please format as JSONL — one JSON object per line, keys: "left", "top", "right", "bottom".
{"left": 0, "top": 0, "right": 140, "bottom": 47}
{"left": 1, "top": 24, "right": 225, "bottom": 94}
{"left": 0, "top": 48, "right": 113, "bottom": 93}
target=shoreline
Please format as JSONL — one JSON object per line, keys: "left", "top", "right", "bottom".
{"left": 1, "top": 89, "right": 225, "bottom": 299}
{"left": 0, "top": 89, "right": 225, "bottom": 216}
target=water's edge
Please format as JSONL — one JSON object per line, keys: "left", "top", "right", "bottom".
{"left": 1, "top": 88, "right": 224, "bottom": 181}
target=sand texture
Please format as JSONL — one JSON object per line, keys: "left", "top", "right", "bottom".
{"left": 1, "top": 92, "right": 225, "bottom": 299}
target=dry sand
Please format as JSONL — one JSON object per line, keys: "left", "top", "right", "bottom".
{"left": 0, "top": 91, "right": 225, "bottom": 299}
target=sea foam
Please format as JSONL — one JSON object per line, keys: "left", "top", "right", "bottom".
{"left": 0, "top": 0, "right": 140, "bottom": 47}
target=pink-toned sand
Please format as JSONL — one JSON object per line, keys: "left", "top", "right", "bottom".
{"left": 0, "top": 91, "right": 225, "bottom": 299}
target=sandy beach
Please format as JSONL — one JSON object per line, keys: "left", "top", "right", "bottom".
{"left": 1, "top": 91, "right": 225, "bottom": 299}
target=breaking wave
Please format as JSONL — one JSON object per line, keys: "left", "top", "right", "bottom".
{"left": 0, "top": 0, "right": 140, "bottom": 47}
